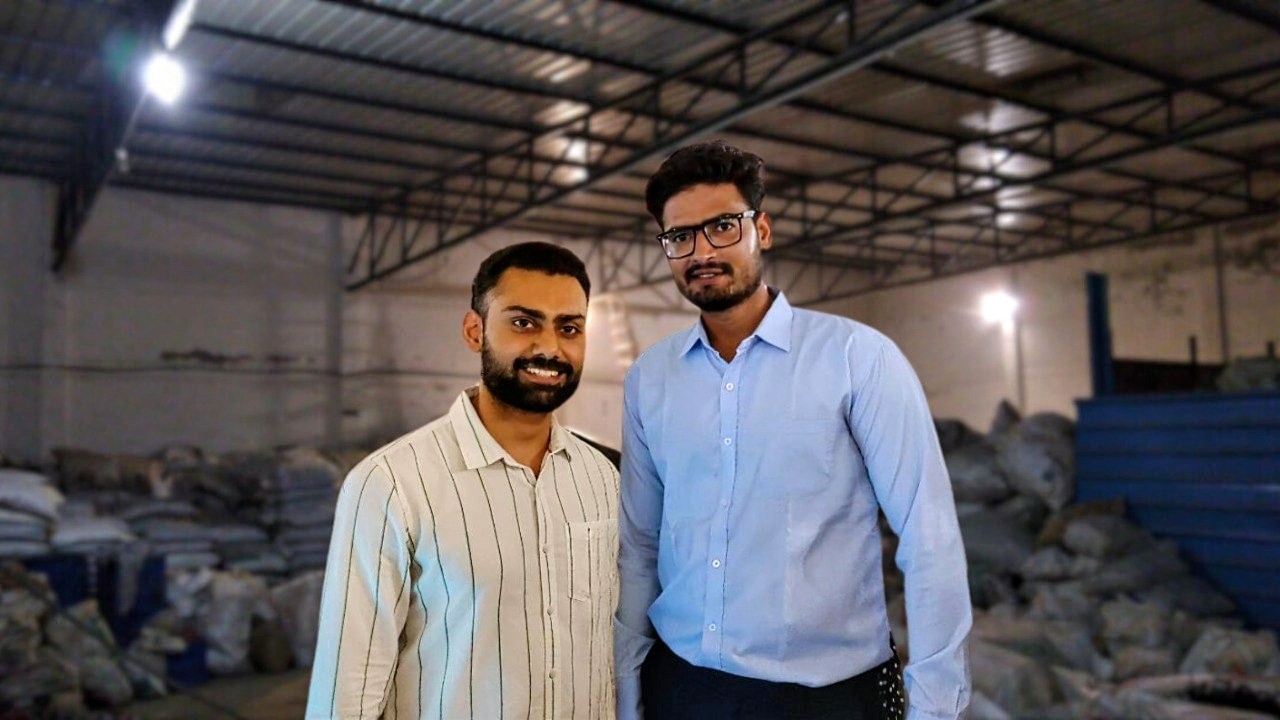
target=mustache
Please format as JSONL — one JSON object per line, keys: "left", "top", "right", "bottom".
{"left": 514, "top": 357, "right": 575, "bottom": 375}
{"left": 685, "top": 262, "right": 733, "bottom": 283}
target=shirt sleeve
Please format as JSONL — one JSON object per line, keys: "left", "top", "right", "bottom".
{"left": 305, "top": 459, "right": 414, "bottom": 720}
{"left": 615, "top": 364, "right": 664, "bottom": 720}
{"left": 848, "top": 338, "right": 973, "bottom": 720}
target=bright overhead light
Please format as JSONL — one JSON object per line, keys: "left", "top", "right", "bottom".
{"left": 980, "top": 290, "right": 1020, "bottom": 324}
{"left": 143, "top": 52, "right": 186, "bottom": 105}
{"left": 565, "top": 138, "right": 588, "bottom": 163}
{"left": 162, "top": 0, "right": 199, "bottom": 50}
{"left": 535, "top": 100, "right": 589, "bottom": 126}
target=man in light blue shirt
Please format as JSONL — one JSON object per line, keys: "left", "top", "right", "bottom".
{"left": 615, "top": 141, "right": 971, "bottom": 720}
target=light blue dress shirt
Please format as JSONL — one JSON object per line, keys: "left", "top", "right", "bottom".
{"left": 615, "top": 290, "right": 971, "bottom": 720}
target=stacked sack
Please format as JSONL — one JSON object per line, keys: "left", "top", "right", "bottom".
{"left": 209, "top": 452, "right": 288, "bottom": 576}
{"left": 267, "top": 448, "right": 341, "bottom": 576}
{"left": 0, "top": 469, "right": 62, "bottom": 559}
{"left": 160, "top": 447, "right": 266, "bottom": 527}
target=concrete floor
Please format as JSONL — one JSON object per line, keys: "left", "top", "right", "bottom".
{"left": 127, "top": 669, "right": 311, "bottom": 720}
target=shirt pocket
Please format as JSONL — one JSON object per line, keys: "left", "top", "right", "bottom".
{"left": 759, "top": 419, "right": 837, "bottom": 498}
{"left": 567, "top": 518, "right": 619, "bottom": 607}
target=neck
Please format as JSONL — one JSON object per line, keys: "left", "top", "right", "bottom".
{"left": 471, "top": 386, "right": 555, "bottom": 474}
{"left": 700, "top": 284, "right": 773, "bottom": 362}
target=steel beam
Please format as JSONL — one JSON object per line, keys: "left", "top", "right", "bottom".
{"left": 777, "top": 84, "right": 1280, "bottom": 257}
{"left": 311, "top": 0, "right": 659, "bottom": 77}
{"left": 344, "top": 0, "right": 1002, "bottom": 289}
{"left": 792, "top": 203, "right": 1280, "bottom": 306}
{"left": 1201, "top": 0, "right": 1280, "bottom": 31}
{"left": 51, "top": 0, "right": 182, "bottom": 272}
{"left": 976, "top": 14, "right": 1271, "bottom": 114}
{"left": 122, "top": 16, "right": 1266, "bottom": 230}
{"left": 10, "top": 0, "right": 1273, "bottom": 298}
{"left": 178, "top": 51, "right": 1264, "bottom": 239}
{"left": 610, "top": 1, "right": 1267, "bottom": 180}
{"left": 189, "top": 23, "right": 589, "bottom": 105}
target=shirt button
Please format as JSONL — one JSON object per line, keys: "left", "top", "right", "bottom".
{"left": 723, "top": 437, "right": 732, "bottom": 446}
{"left": 725, "top": 382, "right": 735, "bottom": 391}
{"left": 548, "top": 668, "right": 559, "bottom": 680}
{"left": 720, "top": 499, "right": 729, "bottom": 507}
{"left": 546, "top": 607, "right": 553, "bottom": 616}
{"left": 711, "top": 559, "right": 721, "bottom": 568}
{"left": 541, "top": 544, "right": 549, "bottom": 554}
{"left": 708, "top": 623, "right": 718, "bottom": 632}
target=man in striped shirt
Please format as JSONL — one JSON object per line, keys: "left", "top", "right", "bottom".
{"left": 307, "top": 242, "right": 621, "bottom": 720}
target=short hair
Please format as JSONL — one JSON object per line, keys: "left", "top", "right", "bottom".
{"left": 470, "top": 241, "right": 591, "bottom": 317}
{"left": 645, "top": 140, "right": 766, "bottom": 226}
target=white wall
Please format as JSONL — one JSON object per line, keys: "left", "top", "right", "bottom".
{"left": 3, "top": 172, "right": 1275, "bottom": 461}
{"left": 812, "top": 222, "right": 1280, "bottom": 431}
{"left": 0, "top": 176, "right": 650, "bottom": 461}
{"left": 0, "top": 176, "right": 53, "bottom": 464}
{"left": 1, "top": 177, "right": 345, "bottom": 460}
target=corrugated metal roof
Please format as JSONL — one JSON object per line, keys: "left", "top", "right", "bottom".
{"left": 1, "top": 0, "right": 1277, "bottom": 293}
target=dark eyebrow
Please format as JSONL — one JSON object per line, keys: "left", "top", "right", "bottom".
{"left": 502, "top": 305, "right": 545, "bottom": 319}
{"left": 501, "top": 306, "right": 584, "bottom": 325}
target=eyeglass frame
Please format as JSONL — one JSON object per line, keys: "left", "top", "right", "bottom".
{"left": 655, "top": 210, "right": 760, "bottom": 259}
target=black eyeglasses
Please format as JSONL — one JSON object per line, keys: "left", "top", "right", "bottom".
{"left": 656, "top": 210, "right": 758, "bottom": 259}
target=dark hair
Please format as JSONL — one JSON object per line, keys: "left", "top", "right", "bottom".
{"left": 645, "top": 140, "right": 766, "bottom": 226}
{"left": 470, "top": 242, "right": 591, "bottom": 317}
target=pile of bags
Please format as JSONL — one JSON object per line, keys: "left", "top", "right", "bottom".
{"left": 0, "top": 469, "right": 62, "bottom": 559}
{"left": 881, "top": 402, "right": 1280, "bottom": 718}
{"left": 0, "top": 560, "right": 329, "bottom": 717}
{"left": 0, "top": 561, "right": 162, "bottom": 716}
{"left": 1217, "top": 355, "right": 1280, "bottom": 392}
{"left": 266, "top": 448, "right": 341, "bottom": 576}
{"left": 28, "top": 444, "right": 348, "bottom": 579}
{"left": 138, "top": 567, "right": 324, "bottom": 676}
{"left": 0, "top": 444, "right": 348, "bottom": 711}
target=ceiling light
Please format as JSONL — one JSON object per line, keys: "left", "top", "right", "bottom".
{"left": 143, "top": 52, "right": 186, "bottom": 105}
{"left": 565, "top": 138, "right": 588, "bottom": 163}
{"left": 162, "top": 0, "right": 199, "bottom": 50}
{"left": 980, "top": 290, "right": 1019, "bottom": 324}
{"left": 535, "top": 100, "right": 589, "bottom": 126}
{"left": 548, "top": 61, "right": 589, "bottom": 84}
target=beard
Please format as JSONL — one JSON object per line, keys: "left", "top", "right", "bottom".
{"left": 480, "top": 341, "right": 581, "bottom": 413}
{"left": 677, "top": 260, "right": 763, "bottom": 312}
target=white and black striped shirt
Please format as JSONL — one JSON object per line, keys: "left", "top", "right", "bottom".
{"left": 306, "top": 389, "right": 620, "bottom": 719}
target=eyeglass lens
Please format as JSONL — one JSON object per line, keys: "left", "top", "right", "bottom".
{"left": 662, "top": 216, "right": 744, "bottom": 259}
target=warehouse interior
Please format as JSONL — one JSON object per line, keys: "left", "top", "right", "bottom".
{"left": 1, "top": 0, "right": 1278, "bottom": 718}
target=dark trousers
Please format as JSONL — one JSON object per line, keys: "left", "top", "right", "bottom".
{"left": 640, "top": 639, "right": 905, "bottom": 720}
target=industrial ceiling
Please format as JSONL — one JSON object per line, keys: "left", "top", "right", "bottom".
{"left": 2, "top": 0, "right": 1278, "bottom": 302}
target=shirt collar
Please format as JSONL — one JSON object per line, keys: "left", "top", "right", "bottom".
{"left": 679, "top": 287, "right": 794, "bottom": 357}
{"left": 449, "top": 387, "right": 572, "bottom": 471}
{"left": 754, "top": 289, "right": 794, "bottom": 352}
{"left": 678, "top": 317, "right": 713, "bottom": 356}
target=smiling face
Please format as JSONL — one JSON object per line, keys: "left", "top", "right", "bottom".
{"left": 464, "top": 267, "right": 588, "bottom": 414}
{"left": 662, "top": 182, "right": 772, "bottom": 313}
